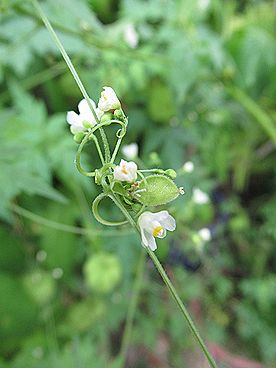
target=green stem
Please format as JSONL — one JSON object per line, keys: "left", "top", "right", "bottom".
{"left": 110, "top": 137, "right": 123, "bottom": 164}
{"left": 92, "top": 193, "right": 128, "bottom": 226}
{"left": 99, "top": 128, "right": 110, "bottom": 163}
{"left": 76, "top": 133, "right": 104, "bottom": 176}
{"left": 226, "top": 85, "right": 276, "bottom": 145}
{"left": 118, "top": 250, "right": 146, "bottom": 367}
{"left": 16, "top": 4, "right": 168, "bottom": 65}
{"left": 11, "top": 203, "right": 132, "bottom": 237}
{"left": 138, "top": 168, "right": 164, "bottom": 173}
{"left": 0, "top": 62, "right": 67, "bottom": 105}
{"left": 32, "top": 0, "right": 110, "bottom": 161}
{"left": 108, "top": 193, "right": 217, "bottom": 368}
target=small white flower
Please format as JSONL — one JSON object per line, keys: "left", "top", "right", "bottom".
{"left": 52, "top": 267, "right": 64, "bottom": 279}
{"left": 198, "top": 0, "right": 210, "bottom": 11}
{"left": 198, "top": 228, "right": 211, "bottom": 242}
{"left": 183, "top": 161, "right": 194, "bottom": 173}
{"left": 98, "top": 86, "right": 121, "bottom": 112}
{"left": 122, "top": 143, "right": 138, "bottom": 160}
{"left": 67, "top": 98, "right": 103, "bottom": 134}
{"left": 124, "top": 23, "right": 139, "bottom": 48}
{"left": 192, "top": 188, "right": 209, "bottom": 204}
{"left": 138, "top": 211, "right": 176, "bottom": 251}
{"left": 113, "top": 159, "right": 137, "bottom": 182}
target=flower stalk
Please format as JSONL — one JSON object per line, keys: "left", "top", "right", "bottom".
{"left": 32, "top": 2, "right": 217, "bottom": 367}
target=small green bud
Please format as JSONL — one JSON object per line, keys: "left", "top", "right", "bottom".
{"left": 131, "top": 203, "right": 143, "bottom": 213}
{"left": 100, "top": 112, "right": 113, "bottom": 123}
{"left": 83, "top": 120, "right": 93, "bottom": 129}
{"left": 114, "top": 109, "right": 124, "bottom": 120}
{"left": 74, "top": 132, "right": 85, "bottom": 143}
{"left": 165, "top": 169, "right": 177, "bottom": 179}
{"left": 138, "top": 175, "right": 180, "bottom": 206}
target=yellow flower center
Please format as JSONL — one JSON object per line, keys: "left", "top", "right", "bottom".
{"left": 121, "top": 164, "right": 128, "bottom": 175}
{"left": 152, "top": 226, "right": 163, "bottom": 237}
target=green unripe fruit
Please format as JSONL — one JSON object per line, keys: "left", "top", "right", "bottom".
{"left": 138, "top": 175, "right": 180, "bottom": 206}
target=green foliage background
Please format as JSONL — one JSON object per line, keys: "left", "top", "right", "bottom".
{"left": 0, "top": 0, "right": 275, "bottom": 366}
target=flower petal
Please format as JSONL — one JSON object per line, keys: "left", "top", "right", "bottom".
{"left": 78, "top": 98, "right": 96, "bottom": 116}
{"left": 140, "top": 228, "right": 157, "bottom": 251}
{"left": 156, "top": 210, "right": 176, "bottom": 231}
{"left": 67, "top": 111, "right": 79, "bottom": 126}
{"left": 67, "top": 111, "right": 85, "bottom": 134}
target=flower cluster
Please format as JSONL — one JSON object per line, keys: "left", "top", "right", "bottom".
{"left": 67, "top": 87, "right": 121, "bottom": 139}
{"left": 68, "top": 87, "right": 183, "bottom": 252}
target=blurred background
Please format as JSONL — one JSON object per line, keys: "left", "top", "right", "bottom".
{"left": 0, "top": 0, "right": 276, "bottom": 367}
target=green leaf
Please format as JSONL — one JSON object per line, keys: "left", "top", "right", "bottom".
{"left": 111, "top": 181, "right": 128, "bottom": 196}
{"left": 138, "top": 175, "right": 180, "bottom": 206}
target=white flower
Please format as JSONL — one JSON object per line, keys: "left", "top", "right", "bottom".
{"left": 98, "top": 86, "right": 121, "bottom": 112}
{"left": 138, "top": 211, "right": 176, "bottom": 251}
{"left": 198, "top": 228, "right": 211, "bottom": 242}
{"left": 192, "top": 188, "right": 209, "bottom": 204}
{"left": 198, "top": 0, "right": 210, "bottom": 11}
{"left": 67, "top": 98, "right": 103, "bottom": 134}
{"left": 122, "top": 143, "right": 138, "bottom": 160}
{"left": 183, "top": 161, "right": 194, "bottom": 173}
{"left": 124, "top": 23, "right": 139, "bottom": 48}
{"left": 113, "top": 159, "right": 137, "bottom": 182}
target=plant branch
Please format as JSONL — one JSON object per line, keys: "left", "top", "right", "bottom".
{"left": 109, "top": 193, "right": 217, "bottom": 368}
{"left": 118, "top": 250, "right": 146, "bottom": 367}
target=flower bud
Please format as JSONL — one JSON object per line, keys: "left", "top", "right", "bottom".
{"left": 98, "top": 86, "right": 121, "bottom": 112}
{"left": 114, "top": 109, "right": 124, "bottom": 121}
{"left": 74, "top": 132, "right": 85, "bottom": 143}
{"left": 100, "top": 112, "right": 113, "bottom": 123}
{"left": 165, "top": 169, "right": 177, "bottom": 179}
{"left": 83, "top": 120, "right": 93, "bottom": 129}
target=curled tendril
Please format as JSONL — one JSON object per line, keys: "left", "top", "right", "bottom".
{"left": 75, "top": 119, "right": 127, "bottom": 177}
{"left": 92, "top": 193, "right": 128, "bottom": 226}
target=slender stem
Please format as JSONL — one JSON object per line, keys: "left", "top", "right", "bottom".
{"left": 76, "top": 133, "right": 104, "bottom": 176}
{"left": 111, "top": 137, "right": 123, "bottom": 164}
{"left": 118, "top": 250, "right": 146, "bottom": 367}
{"left": 0, "top": 62, "right": 67, "bottom": 105}
{"left": 92, "top": 193, "right": 128, "bottom": 226}
{"left": 16, "top": 4, "right": 168, "bottom": 65}
{"left": 138, "top": 169, "right": 164, "bottom": 173}
{"left": 11, "top": 203, "right": 133, "bottom": 237}
{"left": 147, "top": 249, "right": 217, "bottom": 368}
{"left": 99, "top": 128, "right": 110, "bottom": 163}
{"left": 32, "top": 0, "right": 98, "bottom": 122}
{"left": 226, "top": 85, "right": 276, "bottom": 145}
{"left": 32, "top": 0, "right": 110, "bottom": 161}
{"left": 108, "top": 193, "right": 217, "bottom": 368}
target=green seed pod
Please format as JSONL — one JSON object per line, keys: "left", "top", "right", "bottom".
{"left": 138, "top": 175, "right": 180, "bottom": 206}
